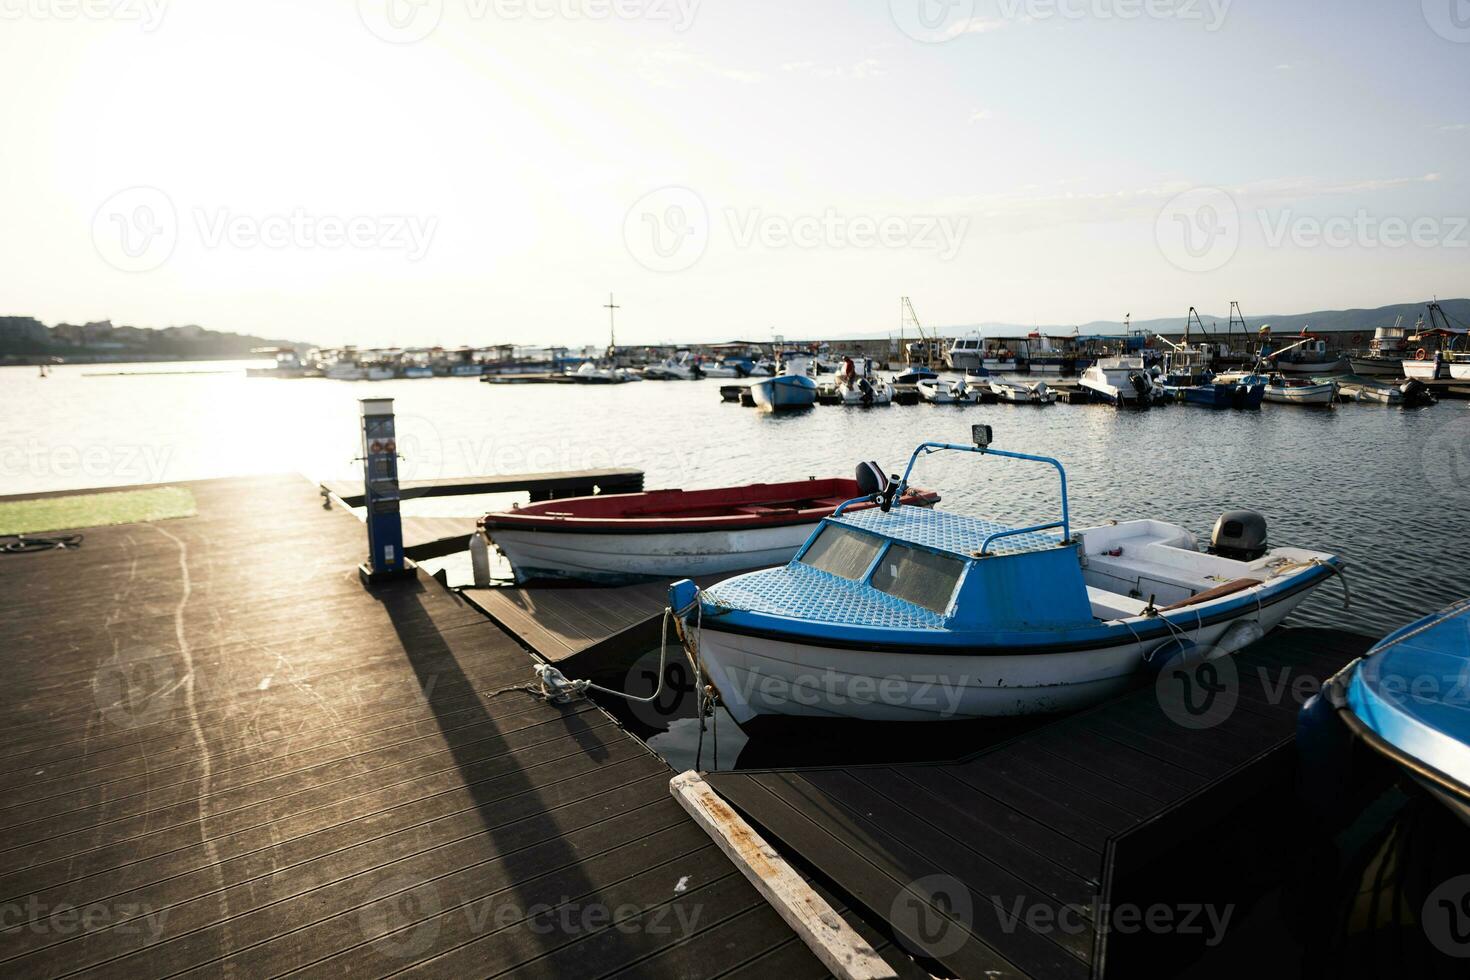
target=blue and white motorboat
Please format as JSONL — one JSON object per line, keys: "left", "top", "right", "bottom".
{"left": 748, "top": 354, "right": 817, "bottom": 412}
{"left": 672, "top": 428, "right": 1343, "bottom": 729}
{"left": 1294, "top": 600, "right": 1470, "bottom": 970}
{"left": 1301, "top": 599, "right": 1470, "bottom": 819}
{"left": 891, "top": 366, "right": 939, "bottom": 386}
{"left": 1078, "top": 356, "right": 1168, "bottom": 407}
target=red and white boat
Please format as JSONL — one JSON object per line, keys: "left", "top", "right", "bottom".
{"left": 479, "top": 478, "right": 940, "bottom": 584}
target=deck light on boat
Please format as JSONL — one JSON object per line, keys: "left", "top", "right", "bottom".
{"left": 971, "top": 424, "right": 992, "bottom": 450}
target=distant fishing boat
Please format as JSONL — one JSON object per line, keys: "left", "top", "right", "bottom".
{"left": 480, "top": 478, "right": 940, "bottom": 585}
{"left": 827, "top": 357, "right": 894, "bottom": 406}
{"left": 988, "top": 379, "right": 1056, "bottom": 405}
{"left": 1078, "top": 356, "right": 1167, "bottom": 407}
{"left": 1262, "top": 375, "right": 1337, "bottom": 405}
{"left": 673, "top": 431, "right": 1343, "bottom": 728}
{"left": 749, "top": 353, "right": 818, "bottom": 412}
{"left": 891, "top": 366, "right": 939, "bottom": 386}
{"left": 916, "top": 377, "right": 979, "bottom": 404}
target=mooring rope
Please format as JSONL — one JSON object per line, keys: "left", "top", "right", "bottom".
{"left": 1, "top": 533, "right": 84, "bottom": 554}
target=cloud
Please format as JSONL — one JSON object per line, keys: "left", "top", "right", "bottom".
{"left": 947, "top": 17, "right": 1016, "bottom": 37}
{"left": 968, "top": 109, "right": 994, "bottom": 124}
{"left": 782, "top": 58, "right": 887, "bottom": 80}
{"left": 1441, "top": 123, "right": 1469, "bottom": 132}
{"left": 1274, "top": 63, "right": 1292, "bottom": 70}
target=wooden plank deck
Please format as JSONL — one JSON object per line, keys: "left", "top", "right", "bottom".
{"left": 0, "top": 474, "right": 821, "bottom": 978}
{"left": 462, "top": 582, "right": 703, "bottom": 670}
{"left": 321, "top": 469, "right": 645, "bottom": 508}
{"left": 707, "top": 628, "right": 1374, "bottom": 979}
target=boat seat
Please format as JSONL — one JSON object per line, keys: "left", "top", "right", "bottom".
{"left": 1086, "top": 586, "right": 1150, "bottom": 621}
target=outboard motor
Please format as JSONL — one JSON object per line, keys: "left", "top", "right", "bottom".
{"left": 1127, "top": 372, "right": 1152, "bottom": 406}
{"left": 858, "top": 377, "right": 875, "bottom": 406}
{"left": 1400, "top": 378, "right": 1436, "bottom": 407}
{"left": 855, "top": 461, "right": 899, "bottom": 511}
{"left": 1210, "top": 510, "right": 1269, "bottom": 561}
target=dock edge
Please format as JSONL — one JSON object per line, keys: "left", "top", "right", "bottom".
{"left": 669, "top": 771, "right": 897, "bottom": 980}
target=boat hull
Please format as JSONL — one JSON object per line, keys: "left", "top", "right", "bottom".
{"left": 1277, "top": 358, "right": 1348, "bottom": 374}
{"left": 1263, "top": 382, "right": 1336, "bottom": 405}
{"left": 1401, "top": 359, "right": 1447, "bottom": 380}
{"left": 491, "top": 524, "right": 818, "bottom": 585}
{"left": 698, "top": 586, "right": 1316, "bottom": 725}
{"left": 1451, "top": 362, "right": 1470, "bottom": 381}
{"left": 749, "top": 375, "right": 817, "bottom": 412}
{"left": 1167, "top": 382, "right": 1266, "bottom": 409}
{"left": 1348, "top": 356, "right": 1403, "bottom": 377}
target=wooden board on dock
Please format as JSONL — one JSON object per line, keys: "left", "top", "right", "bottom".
{"left": 321, "top": 468, "right": 644, "bottom": 508}
{"left": 0, "top": 475, "right": 826, "bottom": 978}
{"left": 463, "top": 579, "right": 717, "bottom": 670}
{"left": 707, "top": 628, "right": 1374, "bottom": 980}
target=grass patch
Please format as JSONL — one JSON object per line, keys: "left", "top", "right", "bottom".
{"left": 0, "top": 487, "right": 197, "bottom": 535}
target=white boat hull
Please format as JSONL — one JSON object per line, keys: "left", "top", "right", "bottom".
{"left": 1451, "top": 363, "right": 1470, "bottom": 381}
{"left": 1263, "top": 382, "right": 1336, "bottom": 405}
{"left": 489, "top": 524, "right": 815, "bottom": 584}
{"left": 1276, "top": 359, "right": 1348, "bottom": 374}
{"left": 698, "top": 589, "right": 1313, "bottom": 724}
{"left": 1403, "top": 359, "right": 1448, "bottom": 380}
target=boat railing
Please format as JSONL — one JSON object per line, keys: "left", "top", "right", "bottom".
{"left": 879, "top": 441, "right": 1073, "bottom": 554}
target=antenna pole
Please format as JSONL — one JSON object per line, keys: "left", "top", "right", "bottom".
{"left": 604, "top": 293, "right": 621, "bottom": 352}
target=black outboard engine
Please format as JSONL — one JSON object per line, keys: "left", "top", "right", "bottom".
{"left": 1210, "top": 510, "right": 1269, "bottom": 561}
{"left": 1127, "top": 372, "right": 1153, "bottom": 407}
{"left": 1400, "top": 378, "right": 1436, "bottom": 407}
{"left": 855, "top": 461, "right": 899, "bottom": 511}
{"left": 858, "top": 377, "right": 875, "bottom": 406}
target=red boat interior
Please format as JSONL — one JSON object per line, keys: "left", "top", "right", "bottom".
{"left": 481, "top": 478, "right": 940, "bottom": 531}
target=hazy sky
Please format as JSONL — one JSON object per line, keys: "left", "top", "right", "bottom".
{"left": 3, "top": 0, "right": 1467, "bottom": 347}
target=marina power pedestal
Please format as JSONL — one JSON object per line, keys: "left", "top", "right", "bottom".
{"left": 357, "top": 398, "right": 417, "bottom": 587}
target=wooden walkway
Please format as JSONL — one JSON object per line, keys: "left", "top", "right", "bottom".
{"left": 321, "top": 469, "right": 644, "bottom": 509}
{"left": 708, "top": 628, "right": 1373, "bottom": 979}
{"left": 0, "top": 475, "right": 826, "bottom": 978}
{"left": 463, "top": 583, "right": 694, "bottom": 671}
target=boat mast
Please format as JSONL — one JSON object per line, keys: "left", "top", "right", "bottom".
{"left": 901, "top": 296, "right": 930, "bottom": 368}
{"left": 1228, "top": 301, "right": 1248, "bottom": 353}
{"left": 604, "top": 293, "right": 620, "bottom": 358}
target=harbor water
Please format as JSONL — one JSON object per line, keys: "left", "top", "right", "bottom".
{"left": 6, "top": 359, "right": 1468, "bottom": 769}
{"left": 4, "top": 361, "right": 1466, "bottom": 639}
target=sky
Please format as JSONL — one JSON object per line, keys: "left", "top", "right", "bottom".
{"left": 1, "top": 0, "right": 1467, "bottom": 347}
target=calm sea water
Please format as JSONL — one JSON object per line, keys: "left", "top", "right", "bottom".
{"left": 6, "top": 358, "right": 1469, "bottom": 768}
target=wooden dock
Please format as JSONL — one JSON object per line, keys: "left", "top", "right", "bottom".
{"left": 320, "top": 468, "right": 645, "bottom": 508}
{"left": 707, "top": 628, "right": 1373, "bottom": 979}
{"left": 464, "top": 578, "right": 719, "bottom": 673}
{"left": 0, "top": 475, "right": 835, "bottom": 978}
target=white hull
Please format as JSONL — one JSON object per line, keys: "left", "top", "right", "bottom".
{"left": 1276, "top": 359, "right": 1347, "bottom": 374}
{"left": 990, "top": 381, "right": 1056, "bottom": 405}
{"left": 1348, "top": 357, "right": 1403, "bottom": 377}
{"left": 834, "top": 381, "right": 894, "bottom": 406}
{"left": 1403, "top": 359, "right": 1448, "bottom": 380}
{"left": 489, "top": 524, "right": 814, "bottom": 584}
{"left": 916, "top": 380, "right": 975, "bottom": 404}
{"left": 699, "top": 590, "right": 1312, "bottom": 724}
{"left": 1263, "top": 382, "right": 1336, "bottom": 405}
{"left": 1451, "top": 362, "right": 1470, "bottom": 381}
{"left": 366, "top": 367, "right": 396, "bottom": 381}
{"left": 701, "top": 365, "right": 740, "bottom": 378}
{"left": 325, "top": 364, "right": 367, "bottom": 381}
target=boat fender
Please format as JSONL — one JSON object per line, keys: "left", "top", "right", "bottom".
{"left": 1214, "top": 619, "right": 1265, "bottom": 657}
{"left": 1416, "top": 348, "right": 1428, "bottom": 360}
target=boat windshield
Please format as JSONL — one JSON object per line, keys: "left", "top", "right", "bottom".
{"left": 799, "top": 526, "right": 883, "bottom": 580}
{"left": 872, "top": 543, "right": 964, "bottom": 614}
